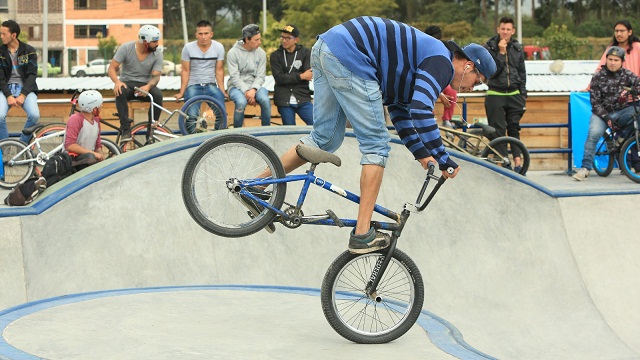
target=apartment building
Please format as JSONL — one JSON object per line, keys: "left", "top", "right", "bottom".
{"left": 10, "top": 0, "right": 162, "bottom": 76}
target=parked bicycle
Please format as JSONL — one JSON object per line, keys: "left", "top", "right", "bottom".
{"left": 181, "top": 133, "right": 446, "bottom": 344}
{"left": 0, "top": 126, "right": 120, "bottom": 189}
{"left": 176, "top": 95, "right": 227, "bottom": 135}
{"left": 592, "top": 87, "right": 640, "bottom": 183}
{"left": 439, "top": 119, "right": 530, "bottom": 175}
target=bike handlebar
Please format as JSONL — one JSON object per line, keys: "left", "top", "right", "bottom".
{"left": 415, "top": 162, "right": 447, "bottom": 212}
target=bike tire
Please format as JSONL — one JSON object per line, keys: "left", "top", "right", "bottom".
{"left": 120, "top": 121, "right": 174, "bottom": 152}
{"left": 0, "top": 139, "right": 35, "bottom": 189}
{"left": 481, "top": 136, "right": 530, "bottom": 175}
{"left": 178, "top": 95, "right": 228, "bottom": 135}
{"left": 181, "top": 134, "right": 286, "bottom": 237}
{"left": 618, "top": 137, "right": 640, "bottom": 183}
{"left": 320, "top": 248, "right": 424, "bottom": 344}
{"left": 100, "top": 138, "right": 121, "bottom": 159}
{"left": 593, "top": 137, "right": 615, "bottom": 177}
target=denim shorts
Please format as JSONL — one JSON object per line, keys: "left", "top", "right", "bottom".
{"left": 301, "top": 39, "right": 390, "bottom": 167}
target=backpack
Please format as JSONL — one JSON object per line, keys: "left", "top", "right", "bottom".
{"left": 42, "top": 152, "right": 74, "bottom": 186}
{"left": 3, "top": 176, "right": 46, "bottom": 206}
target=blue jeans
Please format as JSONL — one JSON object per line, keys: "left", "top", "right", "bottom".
{"left": 301, "top": 38, "right": 389, "bottom": 167}
{"left": 581, "top": 106, "right": 637, "bottom": 169}
{"left": 228, "top": 87, "right": 271, "bottom": 127}
{"left": 0, "top": 84, "right": 40, "bottom": 143}
{"left": 278, "top": 102, "right": 314, "bottom": 125}
{"left": 184, "top": 83, "right": 226, "bottom": 132}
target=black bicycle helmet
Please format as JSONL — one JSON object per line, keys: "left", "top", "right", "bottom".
{"left": 606, "top": 46, "right": 626, "bottom": 61}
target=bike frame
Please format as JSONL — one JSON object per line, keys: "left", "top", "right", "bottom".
{"left": 439, "top": 125, "right": 503, "bottom": 158}
{"left": 237, "top": 162, "right": 444, "bottom": 298}
{"left": 7, "top": 130, "right": 65, "bottom": 166}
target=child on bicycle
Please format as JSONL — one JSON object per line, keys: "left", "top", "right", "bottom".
{"left": 574, "top": 46, "right": 640, "bottom": 181}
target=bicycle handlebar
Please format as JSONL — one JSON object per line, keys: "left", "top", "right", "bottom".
{"left": 415, "top": 162, "right": 447, "bottom": 212}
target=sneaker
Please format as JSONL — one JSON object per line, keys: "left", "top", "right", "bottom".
{"left": 239, "top": 186, "right": 275, "bottom": 234}
{"left": 348, "top": 228, "right": 391, "bottom": 254}
{"left": 121, "top": 127, "right": 132, "bottom": 142}
{"left": 514, "top": 165, "right": 523, "bottom": 174}
{"left": 573, "top": 168, "right": 589, "bottom": 181}
{"left": 442, "top": 120, "right": 453, "bottom": 128}
{"left": 35, "top": 177, "right": 47, "bottom": 191}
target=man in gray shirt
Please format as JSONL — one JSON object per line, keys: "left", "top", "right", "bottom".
{"left": 108, "top": 25, "right": 163, "bottom": 141}
{"left": 227, "top": 24, "right": 271, "bottom": 127}
{"left": 175, "top": 20, "right": 227, "bottom": 133}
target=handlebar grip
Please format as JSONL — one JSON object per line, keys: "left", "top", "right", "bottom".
{"left": 446, "top": 167, "right": 455, "bottom": 175}
{"left": 427, "top": 161, "right": 436, "bottom": 175}
{"left": 134, "top": 87, "right": 150, "bottom": 96}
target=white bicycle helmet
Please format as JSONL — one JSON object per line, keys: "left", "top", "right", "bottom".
{"left": 77, "top": 90, "right": 103, "bottom": 113}
{"left": 138, "top": 25, "right": 161, "bottom": 42}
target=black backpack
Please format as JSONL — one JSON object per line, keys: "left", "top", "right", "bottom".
{"left": 3, "top": 176, "right": 46, "bottom": 206}
{"left": 42, "top": 152, "right": 74, "bottom": 186}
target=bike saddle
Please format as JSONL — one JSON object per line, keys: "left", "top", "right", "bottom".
{"left": 296, "top": 144, "right": 342, "bottom": 167}
{"left": 475, "top": 122, "right": 496, "bottom": 135}
{"left": 22, "top": 124, "right": 41, "bottom": 135}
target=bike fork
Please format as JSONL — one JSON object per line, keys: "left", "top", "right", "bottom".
{"left": 365, "top": 240, "right": 398, "bottom": 302}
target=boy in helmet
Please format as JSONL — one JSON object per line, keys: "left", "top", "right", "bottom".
{"left": 64, "top": 90, "right": 105, "bottom": 169}
{"left": 108, "top": 24, "right": 163, "bottom": 141}
{"left": 574, "top": 46, "right": 640, "bottom": 180}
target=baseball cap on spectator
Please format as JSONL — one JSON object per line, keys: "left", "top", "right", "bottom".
{"left": 280, "top": 24, "right": 300, "bottom": 37}
{"left": 446, "top": 40, "right": 497, "bottom": 79}
{"left": 241, "top": 24, "right": 260, "bottom": 40}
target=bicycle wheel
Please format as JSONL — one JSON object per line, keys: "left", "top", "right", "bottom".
{"left": 0, "top": 139, "right": 35, "bottom": 189}
{"left": 178, "top": 95, "right": 227, "bottom": 135}
{"left": 481, "top": 136, "right": 530, "bottom": 175}
{"left": 593, "top": 137, "right": 615, "bottom": 177}
{"left": 99, "top": 138, "right": 121, "bottom": 159}
{"left": 618, "top": 137, "right": 640, "bottom": 183}
{"left": 181, "top": 134, "right": 286, "bottom": 237}
{"left": 33, "top": 123, "right": 66, "bottom": 157}
{"left": 321, "top": 248, "right": 424, "bottom": 344}
{"left": 120, "top": 122, "right": 174, "bottom": 152}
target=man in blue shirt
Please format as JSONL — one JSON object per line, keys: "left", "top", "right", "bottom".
{"left": 264, "top": 17, "right": 496, "bottom": 253}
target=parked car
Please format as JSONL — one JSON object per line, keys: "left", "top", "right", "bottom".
{"left": 162, "top": 60, "right": 182, "bottom": 76}
{"left": 524, "top": 45, "right": 551, "bottom": 60}
{"left": 37, "top": 63, "right": 62, "bottom": 76}
{"left": 71, "top": 58, "right": 110, "bottom": 77}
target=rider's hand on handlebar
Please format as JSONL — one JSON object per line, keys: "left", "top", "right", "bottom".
{"left": 442, "top": 166, "right": 459, "bottom": 179}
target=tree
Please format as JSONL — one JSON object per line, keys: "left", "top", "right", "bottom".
{"left": 539, "top": 23, "right": 588, "bottom": 59}
{"left": 97, "top": 35, "right": 118, "bottom": 61}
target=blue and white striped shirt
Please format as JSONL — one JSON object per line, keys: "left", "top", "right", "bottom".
{"left": 320, "top": 16, "right": 457, "bottom": 169}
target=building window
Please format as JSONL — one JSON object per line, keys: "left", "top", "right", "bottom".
{"left": 74, "top": 25, "right": 108, "bottom": 39}
{"left": 140, "top": 0, "right": 158, "bottom": 9}
{"left": 74, "top": 0, "right": 106, "bottom": 10}
{"left": 27, "top": 25, "right": 41, "bottom": 41}
{"left": 0, "top": 0, "right": 8, "bottom": 13}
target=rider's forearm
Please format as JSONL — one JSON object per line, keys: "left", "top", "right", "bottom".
{"left": 147, "top": 72, "right": 161, "bottom": 88}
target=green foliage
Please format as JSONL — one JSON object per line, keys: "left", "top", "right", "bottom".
{"left": 282, "top": 0, "right": 398, "bottom": 42}
{"left": 575, "top": 20, "right": 611, "bottom": 38}
{"left": 97, "top": 35, "right": 118, "bottom": 60}
{"left": 537, "top": 23, "right": 589, "bottom": 60}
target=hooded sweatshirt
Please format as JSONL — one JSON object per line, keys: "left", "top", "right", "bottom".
{"left": 226, "top": 40, "right": 267, "bottom": 93}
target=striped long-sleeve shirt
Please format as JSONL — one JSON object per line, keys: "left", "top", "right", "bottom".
{"left": 320, "top": 16, "right": 457, "bottom": 169}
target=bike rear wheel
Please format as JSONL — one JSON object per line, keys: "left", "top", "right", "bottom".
{"left": 593, "top": 137, "right": 615, "bottom": 177}
{"left": 181, "top": 134, "right": 286, "bottom": 237}
{"left": 120, "top": 122, "right": 174, "bottom": 152}
{"left": 0, "top": 139, "right": 35, "bottom": 189}
{"left": 179, "top": 95, "right": 227, "bottom": 134}
{"left": 100, "top": 138, "right": 121, "bottom": 159}
{"left": 481, "top": 136, "right": 530, "bottom": 175}
{"left": 321, "top": 248, "right": 424, "bottom": 344}
{"left": 618, "top": 137, "right": 640, "bottom": 183}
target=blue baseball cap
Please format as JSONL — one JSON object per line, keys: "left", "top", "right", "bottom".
{"left": 447, "top": 41, "right": 497, "bottom": 79}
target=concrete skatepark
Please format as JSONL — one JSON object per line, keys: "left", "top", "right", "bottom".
{"left": 1, "top": 127, "right": 639, "bottom": 359}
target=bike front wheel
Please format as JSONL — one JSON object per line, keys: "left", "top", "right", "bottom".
{"left": 120, "top": 122, "right": 175, "bottom": 152}
{"left": 179, "top": 95, "right": 227, "bottom": 135}
{"left": 181, "top": 134, "right": 286, "bottom": 237}
{"left": 321, "top": 248, "right": 424, "bottom": 344}
{"left": 618, "top": 137, "right": 640, "bottom": 183}
{"left": 0, "top": 139, "right": 35, "bottom": 189}
{"left": 100, "top": 138, "right": 121, "bottom": 159}
{"left": 593, "top": 137, "right": 615, "bottom": 177}
{"left": 481, "top": 136, "right": 530, "bottom": 175}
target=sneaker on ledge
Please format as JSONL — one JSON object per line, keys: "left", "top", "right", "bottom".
{"left": 121, "top": 127, "right": 132, "bottom": 142}
{"left": 572, "top": 167, "right": 589, "bottom": 181}
{"left": 348, "top": 228, "right": 391, "bottom": 254}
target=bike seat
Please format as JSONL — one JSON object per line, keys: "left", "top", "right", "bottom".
{"left": 22, "top": 124, "right": 41, "bottom": 136}
{"left": 296, "top": 144, "right": 342, "bottom": 167}
{"left": 475, "top": 122, "right": 496, "bottom": 136}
